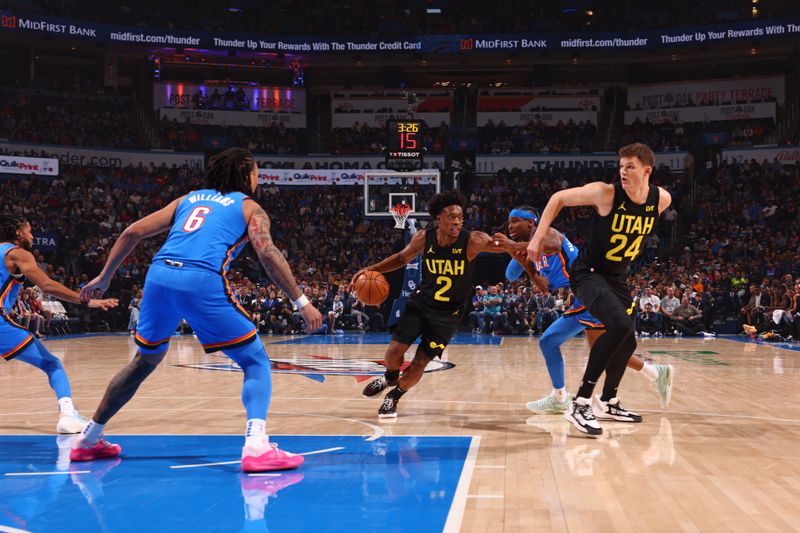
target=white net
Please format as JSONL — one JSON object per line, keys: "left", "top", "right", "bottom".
{"left": 389, "top": 202, "right": 412, "bottom": 229}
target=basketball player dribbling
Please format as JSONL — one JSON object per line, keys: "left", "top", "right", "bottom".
{"left": 0, "top": 216, "right": 118, "bottom": 433}
{"left": 351, "top": 190, "right": 504, "bottom": 418}
{"left": 70, "top": 148, "right": 323, "bottom": 471}
{"left": 528, "top": 143, "right": 671, "bottom": 436}
{"left": 493, "top": 205, "right": 673, "bottom": 415}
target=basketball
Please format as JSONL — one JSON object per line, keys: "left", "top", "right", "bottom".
{"left": 354, "top": 271, "right": 390, "bottom": 306}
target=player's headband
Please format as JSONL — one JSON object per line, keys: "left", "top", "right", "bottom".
{"left": 508, "top": 209, "right": 539, "bottom": 224}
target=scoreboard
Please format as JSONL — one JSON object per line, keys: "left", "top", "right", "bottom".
{"left": 386, "top": 119, "right": 424, "bottom": 171}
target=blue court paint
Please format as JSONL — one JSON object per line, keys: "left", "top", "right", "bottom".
{"left": 718, "top": 334, "right": 800, "bottom": 353}
{"left": 0, "top": 435, "right": 473, "bottom": 533}
{"left": 270, "top": 332, "right": 503, "bottom": 345}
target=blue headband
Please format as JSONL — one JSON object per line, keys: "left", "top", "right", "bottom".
{"left": 508, "top": 209, "right": 539, "bottom": 223}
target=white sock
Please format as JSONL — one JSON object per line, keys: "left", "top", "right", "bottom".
{"left": 244, "top": 419, "right": 268, "bottom": 449}
{"left": 552, "top": 388, "right": 568, "bottom": 401}
{"left": 58, "top": 397, "right": 75, "bottom": 417}
{"left": 81, "top": 420, "right": 105, "bottom": 445}
{"left": 640, "top": 362, "right": 659, "bottom": 382}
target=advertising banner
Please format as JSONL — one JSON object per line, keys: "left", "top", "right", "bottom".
{"left": 160, "top": 108, "right": 307, "bottom": 128}
{"left": 478, "top": 110, "right": 598, "bottom": 127}
{"left": 722, "top": 145, "right": 800, "bottom": 166}
{"left": 477, "top": 95, "right": 601, "bottom": 111}
{"left": 2, "top": 11, "right": 800, "bottom": 54}
{"left": 624, "top": 102, "right": 776, "bottom": 124}
{"left": 628, "top": 77, "right": 785, "bottom": 109}
{"left": 0, "top": 155, "right": 58, "bottom": 175}
{"left": 0, "top": 142, "right": 203, "bottom": 169}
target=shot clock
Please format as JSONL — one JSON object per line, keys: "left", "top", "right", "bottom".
{"left": 385, "top": 119, "right": 424, "bottom": 171}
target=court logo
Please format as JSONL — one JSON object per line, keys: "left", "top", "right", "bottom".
{"left": 176, "top": 354, "right": 455, "bottom": 382}
{"left": 1, "top": 15, "right": 16, "bottom": 29}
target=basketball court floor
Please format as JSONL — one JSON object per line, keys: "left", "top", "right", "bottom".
{"left": 1, "top": 332, "right": 798, "bottom": 532}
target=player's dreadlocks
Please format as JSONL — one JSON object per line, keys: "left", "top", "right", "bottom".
{"left": 429, "top": 190, "right": 468, "bottom": 219}
{"left": 204, "top": 148, "right": 257, "bottom": 195}
{"left": 0, "top": 215, "right": 28, "bottom": 242}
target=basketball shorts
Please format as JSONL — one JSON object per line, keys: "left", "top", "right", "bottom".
{"left": 0, "top": 311, "right": 34, "bottom": 361}
{"left": 135, "top": 262, "right": 257, "bottom": 354}
{"left": 390, "top": 297, "right": 462, "bottom": 359}
{"left": 562, "top": 297, "right": 605, "bottom": 330}
{"left": 568, "top": 261, "right": 635, "bottom": 319}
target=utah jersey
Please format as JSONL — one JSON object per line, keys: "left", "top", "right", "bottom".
{"left": 154, "top": 189, "right": 250, "bottom": 274}
{"left": 580, "top": 182, "right": 660, "bottom": 277}
{"left": 418, "top": 227, "right": 475, "bottom": 311}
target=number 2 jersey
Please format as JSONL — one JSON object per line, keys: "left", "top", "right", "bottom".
{"left": 153, "top": 189, "right": 250, "bottom": 274}
{"left": 417, "top": 226, "right": 475, "bottom": 312}
{"left": 579, "top": 182, "right": 660, "bottom": 277}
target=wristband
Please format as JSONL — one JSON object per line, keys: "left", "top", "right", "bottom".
{"left": 293, "top": 294, "right": 310, "bottom": 308}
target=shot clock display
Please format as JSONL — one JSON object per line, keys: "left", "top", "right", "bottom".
{"left": 386, "top": 119, "right": 424, "bottom": 171}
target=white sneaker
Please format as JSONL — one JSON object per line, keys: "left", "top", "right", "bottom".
{"left": 564, "top": 396, "right": 602, "bottom": 436}
{"left": 526, "top": 391, "right": 571, "bottom": 415}
{"left": 653, "top": 364, "right": 674, "bottom": 408}
{"left": 593, "top": 396, "right": 643, "bottom": 423}
{"left": 57, "top": 412, "right": 89, "bottom": 434}
{"left": 701, "top": 331, "right": 716, "bottom": 338}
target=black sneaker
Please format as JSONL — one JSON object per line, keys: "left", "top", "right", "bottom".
{"left": 378, "top": 395, "right": 398, "bottom": 418}
{"left": 593, "top": 396, "right": 643, "bottom": 423}
{"left": 362, "top": 376, "right": 395, "bottom": 398}
{"left": 564, "top": 396, "right": 603, "bottom": 436}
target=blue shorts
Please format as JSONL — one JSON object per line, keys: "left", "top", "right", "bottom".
{"left": 0, "top": 311, "right": 34, "bottom": 360}
{"left": 562, "top": 300, "right": 604, "bottom": 330}
{"left": 135, "top": 262, "right": 257, "bottom": 354}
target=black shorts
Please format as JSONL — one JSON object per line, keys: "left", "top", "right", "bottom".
{"left": 390, "top": 297, "right": 462, "bottom": 359}
{"left": 569, "top": 260, "right": 635, "bottom": 318}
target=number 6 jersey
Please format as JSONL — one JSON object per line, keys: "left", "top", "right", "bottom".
{"left": 153, "top": 189, "right": 250, "bottom": 274}
{"left": 418, "top": 226, "right": 476, "bottom": 311}
{"left": 580, "top": 182, "right": 660, "bottom": 277}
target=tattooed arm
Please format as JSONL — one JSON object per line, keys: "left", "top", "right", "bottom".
{"left": 244, "top": 200, "right": 322, "bottom": 331}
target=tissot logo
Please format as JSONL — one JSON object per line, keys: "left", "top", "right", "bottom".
{"left": 1, "top": 15, "right": 16, "bottom": 28}
{"left": 176, "top": 355, "right": 455, "bottom": 382}
{"left": 460, "top": 38, "right": 474, "bottom": 50}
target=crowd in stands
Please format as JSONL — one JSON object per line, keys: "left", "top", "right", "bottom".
{"left": 1, "top": 154, "right": 798, "bottom": 338}
{"left": 0, "top": 86, "right": 148, "bottom": 150}
{"left": 159, "top": 120, "right": 305, "bottom": 153}
{"left": 621, "top": 118, "right": 777, "bottom": 152}
{"left": 480, "top": 119, "right": 598, "bottom": 154}
{"left": 10, "top": 0, "right": 800, "bottom": 36}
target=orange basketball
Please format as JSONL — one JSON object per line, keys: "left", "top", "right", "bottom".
{"left": 354, "top": 271, "right": 390, "bottom": 306}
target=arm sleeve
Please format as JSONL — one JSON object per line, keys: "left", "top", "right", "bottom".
{"left": 505, "top": 259, "right": 525, "bottom": 282}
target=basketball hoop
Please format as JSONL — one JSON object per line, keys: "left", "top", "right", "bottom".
{"left": 389, "top": 203, "right": 412, "bottom": 230}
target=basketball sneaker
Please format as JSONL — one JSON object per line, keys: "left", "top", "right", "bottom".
{"left": 70, "top": 438, "right": 122, "bottom": 461}
{"left": 57, "top": 411, "right": 90, "bottom": 434}
{"left": 378, "top": 395, "right": 398, "bottom": 419}
{"left": 653, "top": 364, "right": 674, "bottom": 408}
{"left": 362, "top": 375, "right": 396, "bottom": 398}
{"left": 593, "top": 396, "right": 643, "bottom": 423}
{"left": 525, "top": 391, "right": 571, "bottom": 415}
{"left": 241, "top": 442, "right": 304, "bottom": 472}
{"left": 564, "top": 396, "right": 602, "bottom": 436}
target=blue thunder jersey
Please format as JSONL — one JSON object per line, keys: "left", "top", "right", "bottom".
{"left": 154, "top": 190, "right": 250, "bottom": 274}
{"left": 505, "top": 235, "right": 603, "bottom": 328}
{"left": 505, "top": 234, "right": 578, "bottom": 290}
{"left": 0, "top": 243, "right": 25, "bottom": 313}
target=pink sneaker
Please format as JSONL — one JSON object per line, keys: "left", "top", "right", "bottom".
{"left": 70, "top": 439, "right": 122, "bottom": 462}
{"left": 241, "top": 442, "right": 304, "bottom": 472}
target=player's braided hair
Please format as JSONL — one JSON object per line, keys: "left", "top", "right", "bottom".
{"left": 0, "top": 215, "right": 28, "bottom": 242}
{"left": 429, "top": 190, "right": 468, "bottom": 219}
{"left": 204, "top": 148, "right": 257, "bottom": 195}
